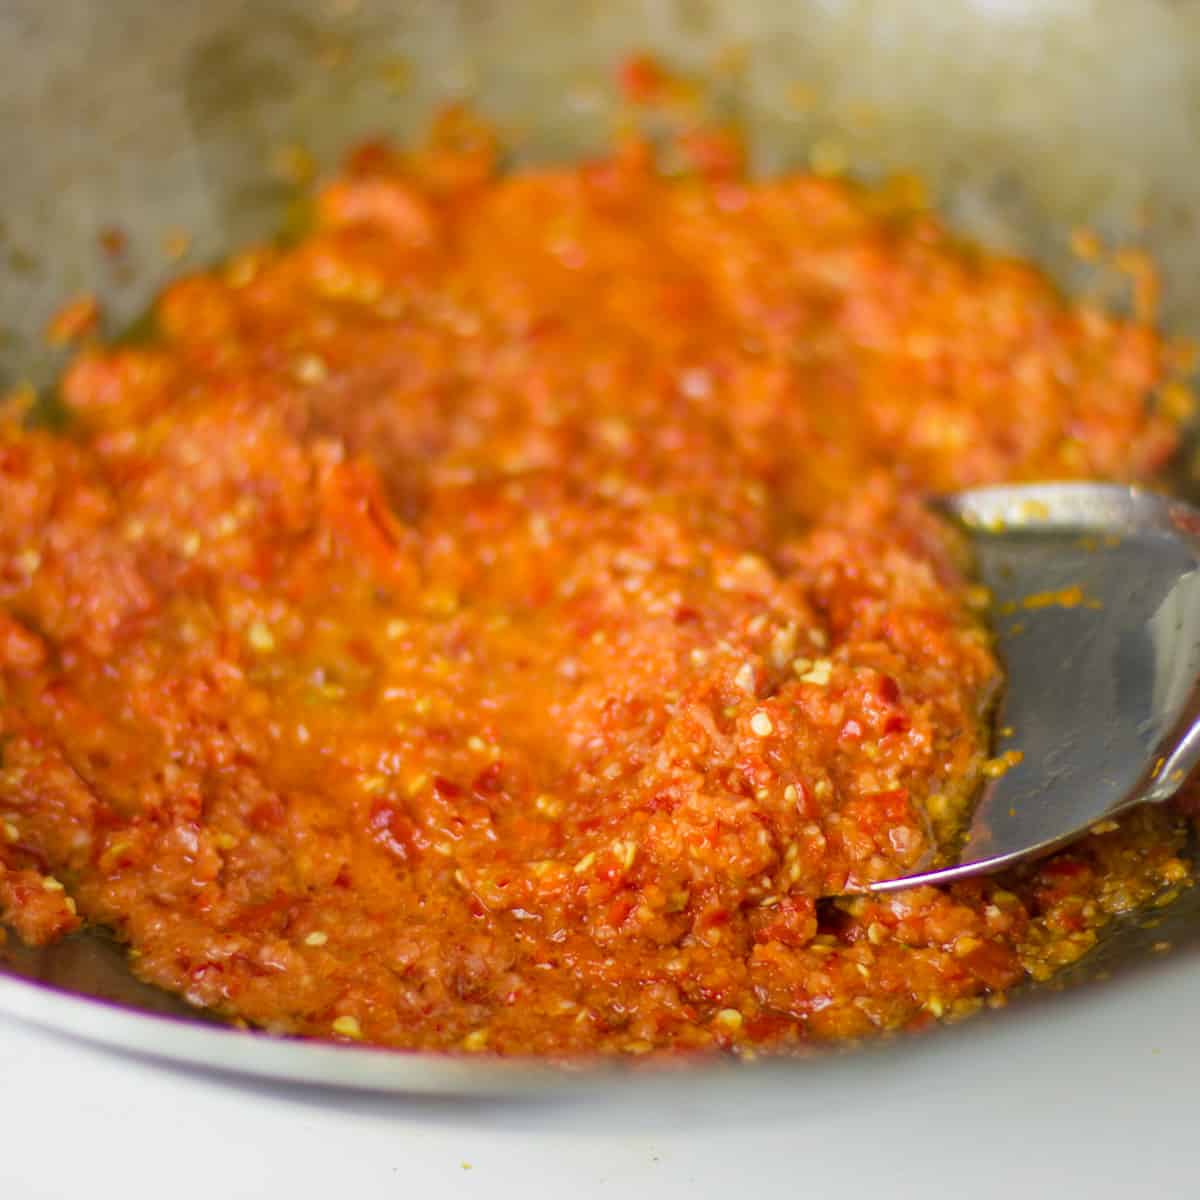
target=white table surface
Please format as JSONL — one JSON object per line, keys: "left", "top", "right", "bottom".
{"left": 2, "top": 941, "right": 1196, "bottom": 1200}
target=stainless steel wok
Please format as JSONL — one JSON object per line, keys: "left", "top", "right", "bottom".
{"left": 1, "top": 0, "right": 1198, "bottom": 1094}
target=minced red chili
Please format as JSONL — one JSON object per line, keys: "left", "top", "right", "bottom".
{"left": 0, "top": 105, "right": 1191, "bottom": 1056}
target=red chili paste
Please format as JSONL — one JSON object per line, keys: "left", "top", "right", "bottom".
{"left": 0, "top": 109, "right": 1190, "bottom": 1055}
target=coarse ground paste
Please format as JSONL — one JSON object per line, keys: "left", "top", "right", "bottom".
{"left": 0, "top": 108, "right": 1192, "bottom": 1056}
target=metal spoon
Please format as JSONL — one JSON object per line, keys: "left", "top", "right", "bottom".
{"left": 870, "top": 482, "right": 1200, "bottom": 893}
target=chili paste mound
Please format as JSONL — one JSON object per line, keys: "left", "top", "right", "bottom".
{"left": 0, "top": 112, "right": 1192, "bottom": 1056}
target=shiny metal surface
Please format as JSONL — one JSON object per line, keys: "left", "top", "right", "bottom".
{"left": 2, "top": 0, "right": 1200, "bottom": 1093}
{"left": 874, "top": 484, "right": 1200, "bottom": 890}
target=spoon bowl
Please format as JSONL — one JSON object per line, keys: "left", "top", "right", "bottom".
{"left": 869, "top": 482, "right": 1200, "bottom": 892}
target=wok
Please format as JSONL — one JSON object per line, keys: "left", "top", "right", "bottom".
{"left": 1, "top": 0, "right": 1199, "bottom": 1094}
